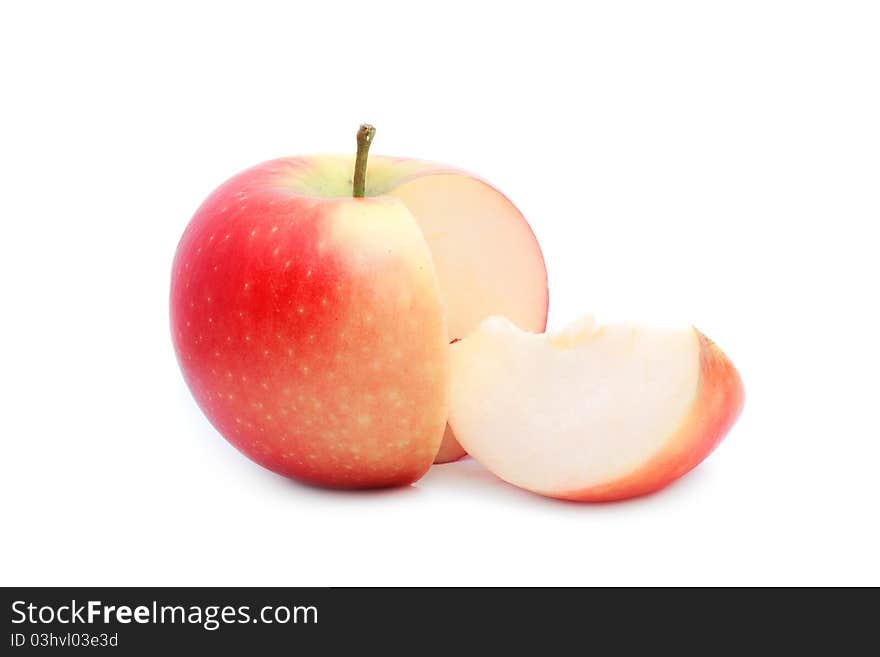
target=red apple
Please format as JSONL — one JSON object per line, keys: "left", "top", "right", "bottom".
{"left": 171, "top": 128, "right": 547, "bottom": 486}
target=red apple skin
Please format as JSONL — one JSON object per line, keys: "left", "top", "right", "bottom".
{"left": 170, "top": 161, "right": 449, "bottom": 488}
{"left": 558, "top": 332, "right": 745, "bottom": 502}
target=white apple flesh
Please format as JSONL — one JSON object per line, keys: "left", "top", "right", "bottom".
{"left": 448, "top": 316, "right": 744, "bottom": 501}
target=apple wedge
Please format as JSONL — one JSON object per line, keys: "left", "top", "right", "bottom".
{"left": 448, "top": 316, "right": 744, "bottom": 501}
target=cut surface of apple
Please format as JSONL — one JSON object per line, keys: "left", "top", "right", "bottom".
{"left": 448, "top": 316, "right": 744, "bottom": 501}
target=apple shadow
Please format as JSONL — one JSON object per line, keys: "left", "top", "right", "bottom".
{"left": 275, "top": 472, "right": 423, "bottom": 500}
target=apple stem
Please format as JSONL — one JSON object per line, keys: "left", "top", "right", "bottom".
{"left": 353, "top": 123, "right": 375, "bottom": 198}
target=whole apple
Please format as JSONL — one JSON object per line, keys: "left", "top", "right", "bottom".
{"left": 171, "top": 126, "right": 547, "bottom": 487}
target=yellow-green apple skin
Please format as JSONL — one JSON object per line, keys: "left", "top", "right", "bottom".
{"left": 171, "top": 156, "right": 547, "bottom": 487}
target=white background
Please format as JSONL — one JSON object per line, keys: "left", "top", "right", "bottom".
{"left": 2, "top": 1, "right": 878, "bottom": 586}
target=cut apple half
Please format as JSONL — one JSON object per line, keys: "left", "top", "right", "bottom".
{"left": 448, "top": 316, "right": 744, "bottom": 501}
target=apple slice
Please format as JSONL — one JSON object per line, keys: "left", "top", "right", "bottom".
{"left": 448, "top": 316, "right": 744, "bottom": 501}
